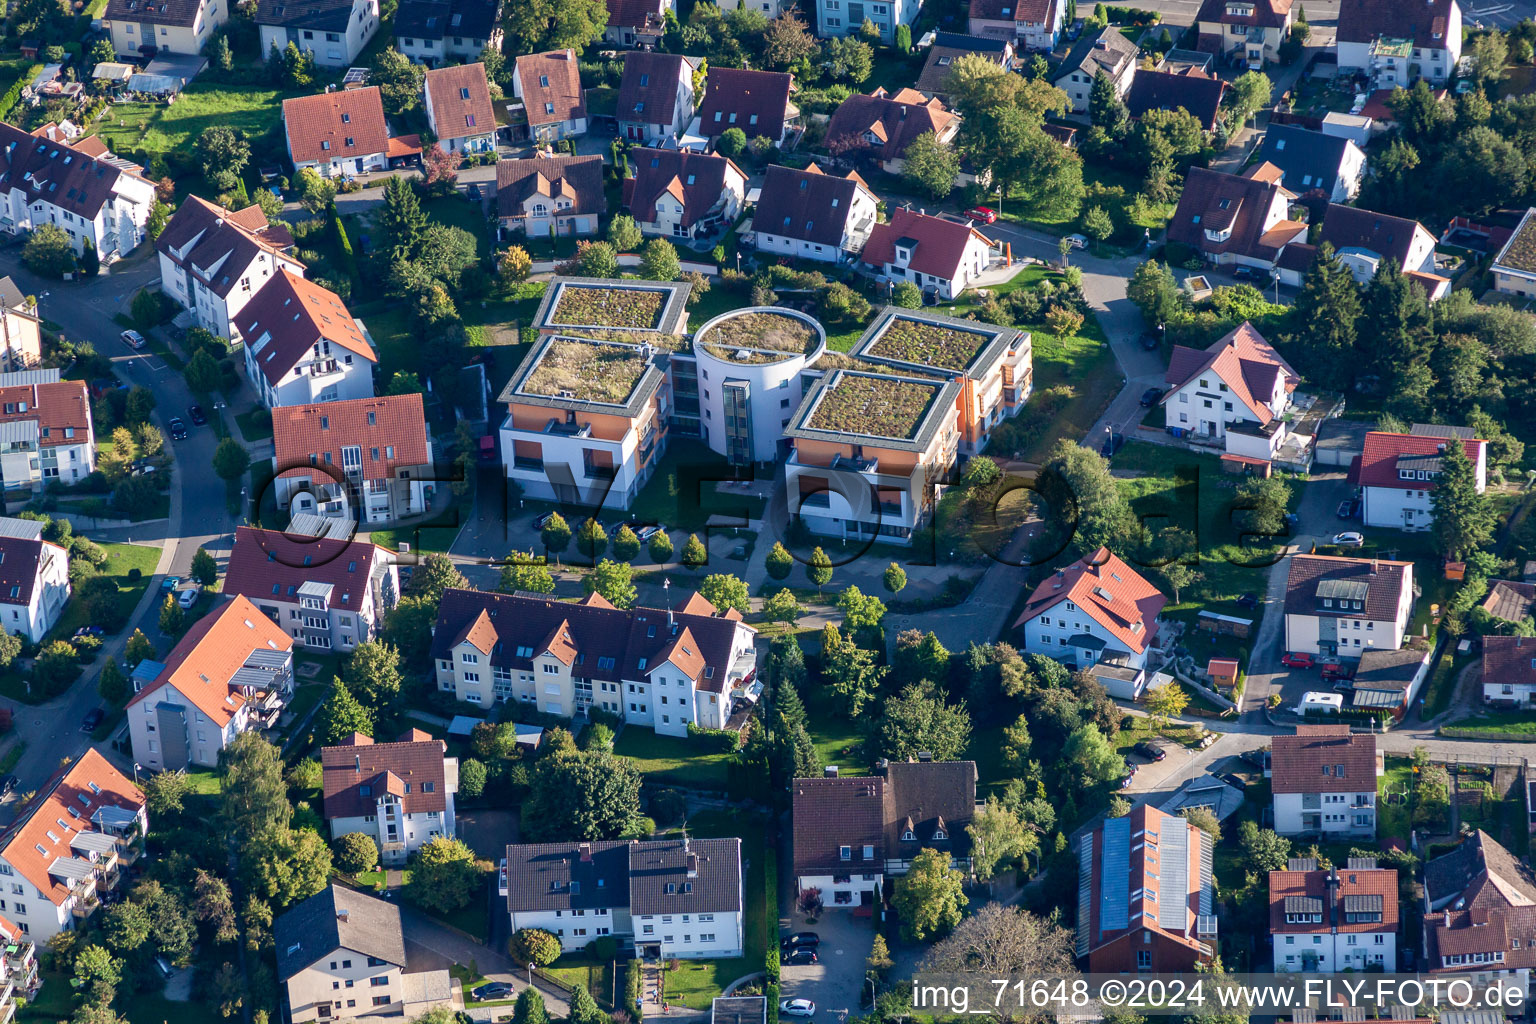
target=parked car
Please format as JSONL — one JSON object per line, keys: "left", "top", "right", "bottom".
{"left": 177, "top": 584, "right": 201, "bottom": 610}
{"left": 784, "top": 949, "right": 819, "bottom": 966}
{"left": 120, "top": 329, "right": 146, "bottom": 350}
{"left": 0, "top": 774, "right": 17, "bottom": 795}
{"left": 1140, "top": 387, "right": 1164, "bottom": 407}
{"left": 964, "top": 206, "right": 997, "bottom": 224}
{"left": 1100, "top": 432, "right": 1124, "bottom": 457}
{"left": 1336, "top": 498, "right": 1357, "bottom": 519}
{"left": 532, "top": 511, "right": 558, "bottom": 530}
{"left": 780, "top": 1000, "right": 816, "bottom": 1018}
{"left": 187, "top": 404, "right": 207, "bottom": 426}
{"left": 780, "top": 932, "right": 819, "bottom": 951}
{"left": 1333, "top": 531, "right": 1365, "bottom": 547}
{"left": 1231, "top": 265, "right": 1268, "bottom": 283}
{"left": 1140, "top": 332, "right": 1161, "bottom": 350}
{"left": 467, "top": 183, "right": 483, "bottom": 201}
{"left": 90, "top": 376, "right": 126, "bottom": 397}
{"left": 80, "top": 708, "right": 104, "bottom": 732}
{"left": 498, "top": 858, "right": 508, "bottom": 897}
{"left": 621, "top": 520, "right": 665, "bottom": 542}
{"left": 161, "top": 576, "right": 181, "bottom": 591}
{"left": 1133, "top": 741, "right": 1166, "bottom": 762}
{"left": 1236, "top": 592, "right": 1259, "bottom": 610}
{"left": 74, "top": 625, "right": 104, "bottom": 639}
{"left": 1321, "top": 662, "right": 1354, "bottom": 682}
{"left": 1281, "top": 652, "right": 1316, "bottom": 669}
{"left": 1120, "top": 770, "right": 1136, "bottom": 789}
{"left": 472, "top": 983, "right": 512, "bottom": 1002}
{"left": 167, "top": 416, "right": 188, "bottom": 441}
{"left": 1064, "top": 233, "right": 1088, "bottom": 250}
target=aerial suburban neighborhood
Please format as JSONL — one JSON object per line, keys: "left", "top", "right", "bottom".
{"left": 0, "top": 0, "right": 1535, "bottom": 1021}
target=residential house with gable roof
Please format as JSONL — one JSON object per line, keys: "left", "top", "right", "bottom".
{"left": 824, "top": 88, "right": 959, "bottom": 178}
{"left": 1270, "top": 725, "right": 1381, "bottom": 837}
{"left": 513, "top": 50, "right": 588, "bottom": 142}
{"left": 617, "top": 51, "right": 697, "bottom": 142}
{"left": 1077, "top": 805, "right": 1217, "bottom": 971}
{"left": 751, "top": 164, "right": 877, "bottom": 263}
{"left": 0, "top": 370, "right": 96, "bottom": 493}
{"left": 694, "top": 68, "right": 797, "bottom": 147}
{"left": 1125, "top": 68, "right": 1228, "bottom": 131}
{"left": 126, "top": 596, "right": 295, "bottom": 771}
{"left": 256, "top": 0, "right": 380, "bottom": 68}
{"left": 0, "top": 123, "right": 155, "bottom": 261}
{"left": 1166, "top": 165, "right": 1306, "bottom": 270}
{"left": 1193, "top": 0, "right": 1293, "bottom": 68}
{"left": 861, "top": 207, "right": 994, "bottom": 301}
{"left": 604, "top": 0, "right": 669, "bottom": 46}
{"left": 1481, "top": 634, "right": 1536, "bottom": 707}
{"left": 1159, "top": 321, "right": 1303, "bottom": 467}
{"left": 223, "top": 525, "right": 400, "bottom": 651}
{"left": 431, "top": 587, "right": 757, "bottom": 733}
{"left": 271, "top": 393, "right": 431, "bottom": 525}
{"left": 624, "top": 149, "right": 747, "bottom": 243}
{"left": 917, "top": 34, "right": 1014, "bottom": 98}
{"left": 0, "top": 515, "right": 69, "bottom": 643}
{"left": 792, "top": 760, "right": 977, "bottom": 911}
{"left": 393, "top": 0, "right": 502, "bottom": 65}
{"left": 321, "top": 731, "right": 458, "bottom": 865}
{"left": 235, "top": 270, "right": 377, "bottom": 409}
{"left": 422, "top": 62, "right": 497, "bottom": 154}
{"left": 1337, "top": 0, "right": 1461, "bottom": 87}
{"left": 1314, "top": 203, "right": 1439, "bottom": 283}
{"left": 965, "top": 0, "right": 1063, "bottom": 48}
{"left": 1014, "top": 547, "right": 1168, "bottom": 694}
{"left": 505, "top": 837, "right": 743, "bottom": 959}
{"left": 1051, "top": 27, "right": 1139, "bottom": 112}
{"left": 282, "top": 86, "right": 392, "bottom": 178}
{"left": 1356, "top": 425, "right": 1486, "bottom": 532}
{"left": 496, "top": 154, "right": 606, "bottom": 238}
{"left": 156, "top": 196, "right": 305, "bottom": 342}
{"left": 1270, "top": 856, "right": 1398, "bottom": 971}
{"left": 1284, "top": 554, "right": 1415, "bottom": 658}
{"left": 1422, "top": 830, "right": 1536, "bottom": 992}
{"left": 102, "top": 0, "right": 227, "bottom": 56}
{"left": 277, "top": 884, "right": 453, "bottom": 1022}
{"left": 1255, "top": 124, "right": 1366, "bottom": 203}
{"left": 0, "top": 748, "right": 146, "bottom": 942}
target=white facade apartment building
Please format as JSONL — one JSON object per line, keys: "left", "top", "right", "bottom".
{"left": 222, "top": 525, "right": 400, "bottom": 652}
{"left": 1284, "top": 555, "right": 1415, "bottom": 659}
{"left": 815, "top": 0, "right": 920, "bottom": 43}
{"left": 0, "top": 277, "right": 41, "bottom": 371}
{"left": 751, "top": 165, "right": 877, "bottom": 263}
{"left": 1270, "top": 857, "right": 1398, "bottom": 972}
{"left": 102, "top": 0, "right": 227, "bottom": 56}
{"left": 234, "top": 270, "right": 377, "bottom": 410}
{"left": 1269, "top": 725, "right": 1382, "bottom": 838}
{"left": 0, "top": 371, "right": 95, "bottom": 495}
{"left": 0, "top": 517, "right": 70, "bottom": 644}
{"left": 393, "top": 0, "right": 502, "bottom": 64}
{"left": 0, "top": 124, "right": 154, "bottom": 261}
{"left": 321, "top": 731, "right": 458, "bottom": 866}
{"left": 1357, "top": 426, "right": 1487, "bottom": 532}
{"left": 155, "top": 196, "right": 305, "bottom": 343}
{"left": 256, "top": 0, "right": 380, "bottom": 67}
{"left": 1492, "top": 207, "right": 1536, "bottom": 299}
{"left": 1015, "top": 546, "right": 1168, "bottom": 682}
{"left": 1336, "top": 0, "right": 1461, "bottom": 87}
{"left": 431, "top": 588, "right": 756, "bottom": 736}
{"left": 0, "top": 749, "right": 147, "bottom": 943}
{"left": 126, "top": 596, "right": 295, "bottom": 771}
{"left": 505, "top": 838, "right": 743, "bottom": 959}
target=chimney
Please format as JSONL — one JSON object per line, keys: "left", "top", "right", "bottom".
{"left": 1370, "top": 559, "right": 1378, "bottom": 574}
{"left": 686, "top": 852, "right": 698, "bottom": 878}
{"left": 337, "top": 909, "right": 350, "bottom": 923}
{"left": 579, "top": 842, "right": 592, "bottom": 862}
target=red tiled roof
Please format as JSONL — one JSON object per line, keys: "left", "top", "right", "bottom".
{"left": 1163, "top": 321, "right": 1297, "bottom": 425}
{"left": 792, "top": 776, "right": 885, "bottom": 875}
{"left": 283, "top": 87, "right": 390, "bottom": 166}
{"left": 0, "top": 749, "right": 144, "bottom": 908}
{"left": 755, "top": 164, "right": 871, "bottom": 248}
{"left": 1357, "top": 430, "right": 1485, "bottom": 490}
{"left": 425, "top": 62, "right": 496, "bottom": 141}
{"left": 1318, "top": 203, "right": 1432, "bottom": 270}
{"left": 498, "top": 154, "right": 607, "bottom": 221}
{"left": 1126, "top": 69, "right": 1226, "bottom": 130}
{"left": 1268, "top": 864, "right": 1398, "bottom": 933}
{"left": 517, "top": 50, "right": 586, "bottom": 127}
{"left": 0, "top": 379, "right": 91, "bottom": 448}
{"left": 1081, "top": 805, "right": 1213, "bottom": 966}
{"left": 0, "top": 123, "right": 125, "bottom": 221}
{"left": 825, "top": 88, "right": 956, "bottom": 163}
{"left": 1270, "top": 725, "right": 1377, "bottom": 795}
{"left": 862, "top": 208, "right": 992, "bottom": 284}
{"left": 1013, "top": 546, "right": 1166, "bottom": 653}
{"left": 223, "top": 526, "right": 390, "bottom": 614}
{"left": 273, "top": 393, "right": 431, "bottom": 487}
{"left": 156, "top": 196, "right": 299, "bottom": 300}
{"left": 697, "top": 67, "right": 794, "bottom": 141}
{"left": 127, "top": 596, "right": 293, "bottom": 727}
{"left": 969, "top": 0, "right": 1055, "bottom": 23}
{"left": 625, "top": 150, "right": 744, "bottom": 229}
{"left": 235, "top": 270, "right": 375, "bottom": 385}
{"left": 1284, "top": 554, "right": 1412, "bottom": 622}
{"left": 1426, "top": 904, "right": 1536, "bottom": 972}
{"left": 606, "top": 0, "right": 664, "bottom": 29}
{"left": 1167, "top": 167, "right": 1289, "bottom": 259}
{"left": 1195, "top": 0, "right": 1291, "bottom": 28}
{"left": 322, "top": 731, "right": 450, "bottom": 820}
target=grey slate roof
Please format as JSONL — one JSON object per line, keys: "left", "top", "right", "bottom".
{"left": 503, "top": 841, "right": 632, "bottom": 913}
{"left": 1054, "top": 26, "right": 1139, "bottom": 83}
{"left": 628, "top": 837, "right": 742, "bottom": 916}
{"left": 1257, "top": 125, "right": 1356, "bottom": 197}
{"left": 394, "top": 0, "right": 499, "bottom": 40}
{"left": 275, "top": 884, "right": 406, "bottom": 981}
{"left": 503, "top": 838, "right": 742, "bottom": 917}
{"left": 255, "top": 0, "right": 355, "bottom": 30}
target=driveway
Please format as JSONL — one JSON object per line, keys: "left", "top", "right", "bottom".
{"left": 779, "top": 912, "right": 875, "bottom": 1024}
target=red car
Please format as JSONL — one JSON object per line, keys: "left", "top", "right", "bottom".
{"left": 1281, "top": 652, "right": 1315, "bottom": 670}
{"left": 1321, "top": 663, "right": 1354, "bottom": 681}
{"left": 965, "top": 206, "right": 997, "bottom": 224}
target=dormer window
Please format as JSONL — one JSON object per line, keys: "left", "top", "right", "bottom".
{"left": 933, "top": 828, "right": 946, "bottom": 840}
{"left": 902, "top": 829, "right": 915, "bottom": 841}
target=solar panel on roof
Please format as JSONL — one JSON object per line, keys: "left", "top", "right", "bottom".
{"left": 1098, "top": 816, "right": 1129, "bottom": 936}
{"left": 1161, "top": 822, "right": 1188, "bottom": 931}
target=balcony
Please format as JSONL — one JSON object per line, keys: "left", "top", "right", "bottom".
{"left": 308, "top": 359, "right": 343, "bottom": 379}
{"left": 831, "top": 452, "right": 879, "bottom": 474}
{"left": 71, "top": 895, "right": 100, "bottom": 919}
{"left": 544, "top": 418, "right": 592, "bottom": 438}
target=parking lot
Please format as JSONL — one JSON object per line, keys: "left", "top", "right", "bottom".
{"left": 779, "top": 911, "right": 876, "bottom": 1024}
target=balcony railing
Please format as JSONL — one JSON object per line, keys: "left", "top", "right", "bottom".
{"left": 71, "top": 895, "right": 100, "bottom": 919}
{"left": 309, "top": 360, "right": 343, "bottom": 378}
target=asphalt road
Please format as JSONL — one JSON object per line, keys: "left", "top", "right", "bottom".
{"left": 0, "top": 248, "right": 234, "bottom": 812}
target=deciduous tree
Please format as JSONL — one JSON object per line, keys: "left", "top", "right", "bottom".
{"left": 891, "top": 847, "right": 967, "bottom": 940}
{"left": 409, "top": 837, "right": 481, "bottom": 912}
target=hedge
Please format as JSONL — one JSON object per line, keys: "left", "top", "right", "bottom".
{"left": 625, "top": 958, "right": 643, "bottom": 1015}
{"left": 686, "top": 722, "right": 739, "bottom": 751}
{"left": 329, "top": 206, "right": 360, "bottom": 289}
{"left": 0, "top": 65, "right": 42, "bottom": 124}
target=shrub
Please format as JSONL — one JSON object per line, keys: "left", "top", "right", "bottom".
{"left": 648, "top": 788, "right": 687, "bottom": 825}
{"left": 512, "top": 928, "right": 562, "bottom": 966}
{"left": 333, "top": 832, "right": 380, "bottom": 874}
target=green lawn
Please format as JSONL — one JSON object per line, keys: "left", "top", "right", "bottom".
{"left": 1441, "top": 710, "right": 1536, "bottom": 737}
{"left": 18, "top": 968, "right": 72, "bottom": 1021}
{"left": 183, "top": 767, "right": 222, "bottom": 795}
{"left": 543, "top": 958, "right": 615, "bottom": 1003}
{"left": 804, "top": 682, "right": 869, "bottom": 778}
{"left": 612, "top": 729, "right": 733, "bottom": 790}
{"left": 235, "top": 408, "right": 274, "bottom": 442}
{"left": 125, "top": 995, "right": 213, "bottom": 1024}
{"left": 1003, "top": 161, "right": 1177, "bottom": 251}
{"left": 53, "top": 541, "right": 162, "bottom": 639}
{"left": 1378, "top": 757, "right": 1413, "bottom": 842}
{"left": 91, "top": 84, "right": 293, "bottom": 157}
{"left": 626, "top": 440, "right": 767, "bottom": 533}
{"left": 422, "top": 195, "right": 494, "bottom": 258}
{"left": 366, "top": 495, "right": 470, "bottom": 554}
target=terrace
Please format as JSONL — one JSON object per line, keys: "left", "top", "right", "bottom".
{"left": 696, "top": 309, "right": 821, "bottom": 364}
{"left": 547, "top": 285, "right": 667, "bottom": 331}
{"left": 863, "top": 315, "right": 994, "bottom": 372}
{"left": 522, "top": 339, "right": 651, "bottom": 405}
{"left": 806, "top": 373, "right": 940, "bottom": 441}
